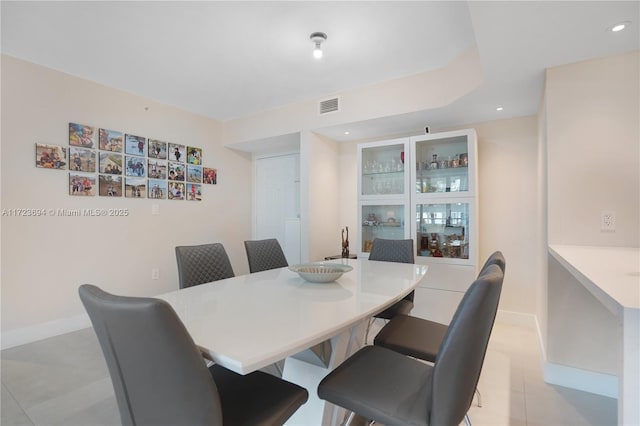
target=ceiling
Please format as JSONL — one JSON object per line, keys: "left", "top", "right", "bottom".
{"left": 2, "top": 1, "right": 638, "bottom": 143}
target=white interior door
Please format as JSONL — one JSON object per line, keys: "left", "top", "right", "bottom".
{"left": 254, "top": 154, "right": 300, "bottom": 264}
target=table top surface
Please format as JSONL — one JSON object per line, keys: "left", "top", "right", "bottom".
{"left": 157, "top": 258, "right": 428, "bottom": 374}
{"left": 549, "top": 245, "right": 640, "bottom": 312}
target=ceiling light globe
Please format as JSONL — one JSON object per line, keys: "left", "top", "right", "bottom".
{"left": 612, "top": 23, "right": 626, "bottom": 32}
{"left": 313, "top": 48, "right": 323, "bottom": 59}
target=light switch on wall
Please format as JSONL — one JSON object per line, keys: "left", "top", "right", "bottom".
{"left": 152, "top": 204, "right": 160, "bottom": 215}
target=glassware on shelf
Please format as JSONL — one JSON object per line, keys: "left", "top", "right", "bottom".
{"left": 430, "top": 154, "right": 438, "bottom": 169}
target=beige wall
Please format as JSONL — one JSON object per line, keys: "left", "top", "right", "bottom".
{"left": 302, "top": 131, "right": 341, "bottom": 262}
{"left": 546, "top": 50, "right": 639, "bottom": 247}
{"left": 544, "top": 51, "right": 639, "bottom": 383}
{"left": 0, "top": 56, "right": 252, "bottom": 347}
{"left": 336, "top": 116, "right": 540, "bottom": 315}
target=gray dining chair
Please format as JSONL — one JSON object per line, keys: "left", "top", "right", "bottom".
{"left": 373, "top": 251, "right": 506, "bottom": 408}
{"left": 79, "top": 284, "right": 308, "bottom": 426}
{"left": 318, "top": 264, "right": 504, "bottom": 426}
{"left": 175, "top": 243, "right": 235, "bottom": 289}
{"left": 244, "top": 238, "right": 288, "bottom": 273}
{"left": 364, "top": 238, "right": 415, "bottom": 342}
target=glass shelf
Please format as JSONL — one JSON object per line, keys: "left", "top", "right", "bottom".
{"left": 361, "top": 204, "right": 405, "bottom": 253}
{"left": 416, "top": 202, "right": 469, "bottom": 259}
{"left": 361, "top": 143, "right": 405, "bottom": 196}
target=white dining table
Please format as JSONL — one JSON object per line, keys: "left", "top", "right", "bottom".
{"left": 157, "top": 258, "right": 428, "bottom": 425}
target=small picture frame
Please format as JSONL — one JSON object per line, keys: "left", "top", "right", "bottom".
{"left": 69, "top": 147, "right": 96, "bottom": 173}
{"left": 99, "top": 129, "right": 123, "bottom": 152}
{"left": 36, "top": 143, "right": 67, "bottom": 169}
{"left": 99, "top": 175, "right": 123, "bottom": 197}
{"left": 99, "top": 152, "right": 123, "bottom": 175}
{"left": 187, "top": 183, "right": 202, "bottom": 201}
{"left": 168, "top": 161, "right": 185, "bottom": 181}
{"left": 148, "top": 179, "right": 167, "bottom": 199}
{"left": 125, "top": 134, "right": 146, "bottom": 156}
{"left": 168, "top": 143, "right": 185, "bottom": 163}
{"left": 125, "top": 155, "right": 146, "bottom": 177}
{"left": 69, "top": 123, "right": 95, "bottom": 148}
{"left": 168, "top": 182, "right": 185, "bottom": 200}
{"left": 186, "top": 165, "right": 202, "bottom": 183}
{"left": 186, "top": 146, "right": 202, "bottom": 165}
{"left": 69, "top": 173, "right": 96, "bottom": 196}
{"left": 147, "top": 159, "right": 167, "bottom": 179}
{"left": 148, "top": 139, "right": 168, "bottom": 159}
{"left": 203, "top": 167, "right": 217, "bottom": 184}
{"left": 125, "top": 177, "right": 146, "bottom": 198}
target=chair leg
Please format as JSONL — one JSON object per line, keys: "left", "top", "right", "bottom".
{"left": 475, "top": 388, "right": 482, "bottom": 407}
{"left": 464, "top": 414, "right": 472, "bottom": 426}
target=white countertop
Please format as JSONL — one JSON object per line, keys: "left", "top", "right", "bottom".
{"left": 548, "top": 245, "right": 640, "bottom": 314}
{"left": 157, "top": 258, "right": 428, "bottom": 374}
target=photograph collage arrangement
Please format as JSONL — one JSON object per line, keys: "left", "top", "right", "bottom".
{"left": 35, "top": 123, "right": 219, "bottom": 201}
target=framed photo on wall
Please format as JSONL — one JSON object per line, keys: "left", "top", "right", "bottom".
{"left": 187, "top": 183, "right": 202, "bottom": 201}
{"left": 186, "top": 146, "right": 202, "bottom": 165}
{"left": 69, "top": 123, "right": 95, "bottom": 148}
{"left": 203, "top": 167, "right": 217, "bottom": 184}
{"left": 36, "top": 143, "right": 67, "bottom": 169}
{"left": 99, "top": 175, "right": 122, "bottom": 197}
{"left": 148, "top": 139, "right": 167, "bottom": 159}
{"left": 168, "top": 143, "right": 185, "bottom": 163}
{"left": 148, "top": 179, "right": 167, "bottom": 199}
{"left": 125, "top": 177, "right": 146, "bottom": 198}
{"left": 69, "top": 173, "right": 96, "bottom": 196}
{"left": 99, "top": 128, "right": 123, "bottom": 152}
{"left": 69, "top": 147, "right": 96, "bottom": 173}
{"left": 125, "top": 134, "right": 146, "bottom": 156}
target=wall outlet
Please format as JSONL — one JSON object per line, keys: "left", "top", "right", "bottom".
{"left": 151, "top": 268, "right": 160, "bottom": 280}
{"left": 601, "top": 210, "right": 616, "bottom": 232}
{"left": 151, "top": 204, "right": 160, "bottom": 216}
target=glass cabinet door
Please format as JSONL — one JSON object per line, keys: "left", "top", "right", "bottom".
{"left": 415, "top": 135, "right": 469, "bottom": 194}
{"left": 361, "top": 204, "right": 405, "bottom": 253}
{"left": 415, "top": 202, "right": 469, "bottom": 259}
{"left": 361, "top": 143, "right": 405, "bottom": 196}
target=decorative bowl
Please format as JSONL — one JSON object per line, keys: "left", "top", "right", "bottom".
{"left": 289, "top": 263, "right": 353, "bottom": 283}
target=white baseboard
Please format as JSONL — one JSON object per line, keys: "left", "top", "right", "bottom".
{"left": 1, "top": 314, "right": 91, "bottom": 350}
{"left": 544, "top": 361, "right": 618, "bottom": 399}
{"left": 496, "top": 309, "right": 537, "bottom": 328}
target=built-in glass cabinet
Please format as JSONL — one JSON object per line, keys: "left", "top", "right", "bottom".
{"left": 357, "top": 138, "right": 411, "bottom": 255}
{"left": 357, "top": 130, "right": 477, "bottom": 270}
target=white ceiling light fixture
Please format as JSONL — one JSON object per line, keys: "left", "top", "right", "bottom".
{"left": 496, "top": 106, "right": 504, "bottom": 111}
{"left": 310, "top": 32, "right": 327, "bottom": 59}
{"left": 610, "top": 21, "right": 631, "bottom": 32}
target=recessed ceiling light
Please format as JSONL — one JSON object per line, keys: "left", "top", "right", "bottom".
{"left": 496, "top": 107, "right": 503, "bottom": 111}
{"left": 344, "top": 131, "right": 350, "bottom": 135}
{"left": 610, "top": 21, "right": 631, "bottom": 32}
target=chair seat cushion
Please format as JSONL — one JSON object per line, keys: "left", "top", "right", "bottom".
{"left": 318, "top": 346, "right": 433, "bottom": 426}
{"left": 374, "top": 315, "right": 448, "bottom": 363}
{"left": 374, "top": 299, "right": 414, "bottom": 320}
{"left": 210, "top": 365, "right": 308, "bottom": 426}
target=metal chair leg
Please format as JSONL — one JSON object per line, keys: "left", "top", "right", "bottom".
{"left": 342, "top": 411, "right": 356, "bottom": 426}
{"left": 464, "top": 414, "right": 472, "bottom": 426}
{"left": 475, "top": 388, "right": 482, "bottom": 407}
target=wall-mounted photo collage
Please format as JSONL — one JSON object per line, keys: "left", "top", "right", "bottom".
{"left": 35, "top": 122, "right": 218, "bottom": 202}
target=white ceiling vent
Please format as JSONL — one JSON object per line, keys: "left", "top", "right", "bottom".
{"left": 319, "top": 97, "right": 340, "bottom": 115}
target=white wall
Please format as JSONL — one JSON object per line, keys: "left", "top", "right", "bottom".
{"left": 224, "top": 47, "right": 482, "bottom": 145}
{"left": 0, "top": 55, "right": 252, "bottom": 348}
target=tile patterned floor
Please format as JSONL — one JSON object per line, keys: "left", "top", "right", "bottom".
{"left": 1, "top": 321, "right": 616, "bottom": 425}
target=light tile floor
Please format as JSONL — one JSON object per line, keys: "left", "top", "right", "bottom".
{"left": 1, "top": 322, "right": 617, "bottom": 426}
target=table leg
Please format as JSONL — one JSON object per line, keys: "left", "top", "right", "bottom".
{"left": 620, "top": 308, "right": 639, "bottom": 426}
{"left": 283, "top": 320, "right": 367, "bottom": 426}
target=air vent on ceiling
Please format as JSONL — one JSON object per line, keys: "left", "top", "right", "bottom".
{"left": 319, "top": 97, "right": 339, "bottom": 115}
